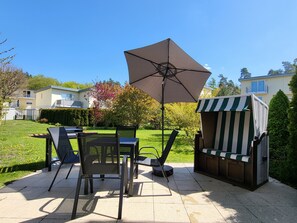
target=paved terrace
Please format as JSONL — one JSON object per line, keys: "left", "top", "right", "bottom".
{"left": 0, "top": 163, "right": 296, "bottom": 222}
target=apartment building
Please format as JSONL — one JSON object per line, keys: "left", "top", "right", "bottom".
{"left": 239, "top": 73, "right": 293, "bottom": 105}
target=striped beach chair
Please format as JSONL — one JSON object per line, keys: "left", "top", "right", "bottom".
{"left": 194, "top": 94, "right": 269, "bottom": 190}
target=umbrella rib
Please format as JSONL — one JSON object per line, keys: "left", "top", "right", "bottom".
{"left": 130, "top": 71, "right": 162, "bottom": 85}
{"left": 176, "top": 68, "right": 211, "bottom": 74}
{"left": 125, "top": 51, "right": 160, "bottom": 67}
{"left": 167, "top": 75, "right": 198, "bottom": 102}
{"left": 126, "top": 51, "right": 165, "bottom": 84}
{"left": 126, "top": 51, "right": 210, "bottom": 86}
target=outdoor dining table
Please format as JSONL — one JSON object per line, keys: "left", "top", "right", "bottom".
{"left": 31, "top": 133, "right": 139, "bottom": 196}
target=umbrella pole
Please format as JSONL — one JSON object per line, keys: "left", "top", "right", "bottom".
{"left": 153, "top": 79, "right": 174, "bottom": 178}
{"left": 161, "top": 79, "right": 165, "bottom": 151}
{"left": 161, "top": 104, "right": 164, "bottom": 151}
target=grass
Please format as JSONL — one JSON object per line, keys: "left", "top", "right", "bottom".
{"left": 0, "top": 120, "right": 194, "bottom": 187}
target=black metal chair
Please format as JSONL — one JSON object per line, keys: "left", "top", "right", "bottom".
{"left": 71, "top": 133, "right": 127, "bottom": 220}
{"left": 47, "top": 127, "right": 79, "bottom": 191}
{"left": 116, "top": 125, "right": 137, "bottom": 155}
{"left": 134, "top": 130, "right": 179, "bottom": 182}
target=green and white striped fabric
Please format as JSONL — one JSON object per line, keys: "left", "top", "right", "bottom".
{"left": 202, "top": 148, "right": 250, "bottom": 162}
{"left": 196, "top": 94, "right": 268, "bottom": 163}
{"left": 203, "top": 110, "right": 254, "bottom": 162}
{"left": 196, "top": 95, "right": 251, "bottom": 112}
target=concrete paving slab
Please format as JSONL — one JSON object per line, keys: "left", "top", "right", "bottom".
{"left": 0, "top": 163, "right": 296, "bottom": 222}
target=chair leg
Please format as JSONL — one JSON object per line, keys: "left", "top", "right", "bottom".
{"left": 83, "top": 176, "right": 93, "bottom": 195}
{"left": 66, "top": 164, "right": 74, "bottom": 179}
{"left": 123, "top": 157, "right": 129, "bottom": 194}
{"left": 71, "top": 175, "right": 82, "bottom": 220}
{"left": 48, "top": 162, "right": 63, "bottom": 191}
{"left": 89, "top": 177, "right": 94, "bottom": 194}
{"left": 118, "top": 156, "right": 126, "bottom": 219}
{"left": 159, "top": 164, "right": 172, "bottom": 194}
{"left": 160, "top": 165, "right": 169, "bottom": 182}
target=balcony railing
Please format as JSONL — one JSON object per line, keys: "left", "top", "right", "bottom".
{"left": 55, "top": 99, "right": 82, "bottom": 108}
{"left": 246, "top": 85, "right": 268, "bottom": 94}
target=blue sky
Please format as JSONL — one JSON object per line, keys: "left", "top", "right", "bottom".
{"left": 1, "top": 0, "right": 297, "bottom": 86}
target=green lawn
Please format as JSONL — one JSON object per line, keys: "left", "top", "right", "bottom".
{"left": 0, "top": 120, "right": 194, "bottom": 187}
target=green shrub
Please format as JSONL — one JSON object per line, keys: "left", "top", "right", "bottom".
{"left": 284, "top": 68, "right": 297, "bottom": 186}
{"left": 268, "top": 90, "right": 289, "bottom": 179}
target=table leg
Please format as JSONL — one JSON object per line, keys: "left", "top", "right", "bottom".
{"left": 46, "top": 138, "right": 52, "bottom": 171}
{"left": 135, "top": 141, "right": 139, "bottom": 178}
{"left": 128, "top": 141, "right": 139, "bottom": 196}
{"left": 128, "top": 149, "right": 134, "bottom": 196}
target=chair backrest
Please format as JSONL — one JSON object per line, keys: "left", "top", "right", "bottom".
{"left": 116, "top": 125, "right": 137, "bottom": 138}
{"left": 77, "top": 133, "right": 120, "bottom": 175}
{"left": 159, "top": 130, "right": 179, "bottom": 165}
{"left": 116, "top": 126, "right": 137, "bottom": 155}
{"left": 47, "top": 127, "right": 76, "bottom": 162}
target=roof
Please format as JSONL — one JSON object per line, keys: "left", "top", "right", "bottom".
{"left": 196, "top": 94, "right": 268, "bottom": 113}
{"left": 196, "top": 94, "right": 269, "bottom": 136}
{"left": 239, "top": 73, "right": 294, "bottom": 82}
{"left": 196, "top": 95, "right": 252, "bottom": 112}
{"left": 35, "top": 85, "right": 91, "bottom": 93}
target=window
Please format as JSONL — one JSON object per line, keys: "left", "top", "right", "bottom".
{"left": 23, "top": 90, "right": 31, "bottom": 97}
{"left": 258, "top": 80, "right": 264, "bottom": 92}
{"left": 61, "top": 93, "right": 73, "bottom": 100}
{"left": 250, "top": 80, "right": 265, "bottom": 93}
{"left": 251, "top": 82, "right": 257, "bottom": 92}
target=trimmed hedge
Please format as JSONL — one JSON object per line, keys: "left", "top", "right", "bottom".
{"left": 40, "top": 108, "right": 90, "bottom": 126}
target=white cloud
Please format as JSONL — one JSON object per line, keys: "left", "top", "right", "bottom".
{"left": 204, "top": 64, "right": 211, "bottom": 71}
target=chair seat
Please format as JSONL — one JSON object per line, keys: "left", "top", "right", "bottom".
{"left": 64, "top": 154, "right": 79, "bottom": 163}
{"left": 135, "top": 156, "right": 160, "bottom": 167}
{"left": 202, "top": 148, "right": 250, "bottom": 162}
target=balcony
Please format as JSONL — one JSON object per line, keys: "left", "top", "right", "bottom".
{"left": 55, "top": 99, "right": 82, "bottom": 108}
{"left": 246, "top": 85, "right": 268, "bottom": 94}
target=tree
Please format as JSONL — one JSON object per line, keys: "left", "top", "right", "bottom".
{"left": 28, "top": 74, "right": 60, "bottom": 90}
{"left": 207, "top": 77, "right": 216, "bottom": 89}
{"left": 0, "top": 65, "right": 28, "bottom": 101}
{"left": 207, "top": 77, "right": 220, "bottom": 96}
{"left": 267, "top": 90, "right": 289, "bottom": 180}
{"left": 61, "top": 81, "right": 92, "bottom": 89}
{"left": 112, "top": 84, "right": 159, "bottom": 127}
{"left": 0, "top": 36, "right": 17, "bottom": 120}
{"left": 240, "top": 68, "right": 251, "bottom": 79}
{"left": 88, "top": 80, "right": 122, "bottom": 126}
{"left": 166, "top": 102, "right": 200, "bottom": 140}
{"left": 285, "top": 66, "right": 297, "bottom": 185}
{"left": 268, "top": 69, "right": 283, "bottom": 76}
{"left": 282, "top": 61, "right": 296, "bottom": 74}
{"left": 0, "top": 65, "right": 28, "bottom": 120}
{"left": 0, "top": 36, "right": 15, "bottom": 65}
{"left": 267, "top": 58, "right": 297, "bottom": 76}
{"left": 216, "top": 74, "right": 240, "bottom": 96}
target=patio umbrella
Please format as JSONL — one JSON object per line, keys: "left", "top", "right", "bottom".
{"left": 124, "top": 38, "right": 211, "bottom": 150}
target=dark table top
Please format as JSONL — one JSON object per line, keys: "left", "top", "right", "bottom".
{"left": 31, "top": 134, "right": 138, "bottom": 144}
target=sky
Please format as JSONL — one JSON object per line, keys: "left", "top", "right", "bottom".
{"left": 1, "top": 0, "right": 297, "bottom": 86}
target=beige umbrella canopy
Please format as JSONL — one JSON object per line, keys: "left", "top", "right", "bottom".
{"left": 124, "top": 38, "right": 211, "bottom": 149}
